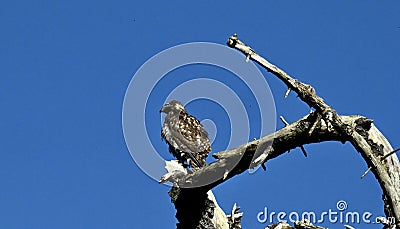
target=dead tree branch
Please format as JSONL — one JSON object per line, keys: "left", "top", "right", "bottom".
{"left": 163, "top": 35, "right": 400, "bottom": 228}
{"left": 227, "top": 34, "right": 400, "bottom": 227}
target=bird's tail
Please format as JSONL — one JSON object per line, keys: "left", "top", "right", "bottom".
{"left": 186, "top": 152, "right": 203, "bottom": 168}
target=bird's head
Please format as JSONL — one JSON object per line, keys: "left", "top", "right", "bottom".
{"left": 160, "top": 100, "right": 185, "bottom": 114}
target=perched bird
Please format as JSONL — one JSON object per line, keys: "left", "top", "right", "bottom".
{"left": 160, "top": 100, "right": 211, "bottom": 168}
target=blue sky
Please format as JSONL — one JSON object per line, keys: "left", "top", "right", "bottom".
{"left": 1, "top": 1, "right": 399, "bottom": 228}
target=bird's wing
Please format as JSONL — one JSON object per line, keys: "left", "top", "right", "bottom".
{"left": 178, "top": 112, "right": 211, "bottom": 153}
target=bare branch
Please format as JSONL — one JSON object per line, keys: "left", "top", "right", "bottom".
{"left": 163, "top": 35, "right": 400, "bottom": 228}
{"left": 280, "top": 116, "right": 308, "bottom": 157}
{"left": 382, "top": 148, "right": 400, "bottom": 161}
{"left": 360, "top": 167, "right": 372, "bottom": 179}
{"left": 227, "top": 34, "right": 400, "bottom": 226}
{"left": 279, "top": 116, "right": 289, "bottom": 126}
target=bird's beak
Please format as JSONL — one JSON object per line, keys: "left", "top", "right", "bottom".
{"left": 159, "top": 109, "right": 162, "bottom": 113}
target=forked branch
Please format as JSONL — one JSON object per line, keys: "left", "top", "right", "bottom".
{"left": 163, "top": 35, "right": 400, "bottom": 229}
{"left": 226, "top": 34, "right": 400, "bottom": 227}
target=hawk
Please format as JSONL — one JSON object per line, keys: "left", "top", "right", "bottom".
{"left": 160, "top": 100, "right": 211, "bottom": 168}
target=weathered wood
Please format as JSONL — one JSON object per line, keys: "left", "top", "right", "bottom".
{"left": 227, "top": 34, "right": 400, "bottom": 227}
{"left": 162, "top": 35, "right": 400, "bottom": 228}
{"left": 266, "top": 220, "right": 329, "bottom": 229}
{"left": 169, "top": 114, "right": 375, "bottom": 228}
